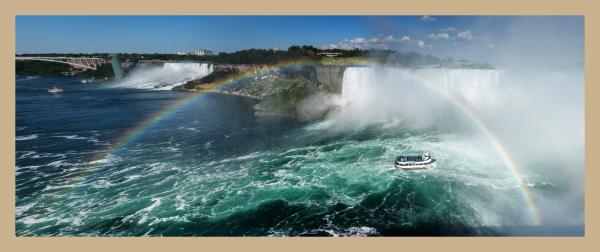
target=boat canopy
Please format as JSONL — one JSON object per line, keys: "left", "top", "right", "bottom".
{"left": 396, "top": 155, "right": 425, "bottom": 162}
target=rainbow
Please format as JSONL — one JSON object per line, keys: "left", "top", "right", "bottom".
{"left": 389, "top": 68, "right": 542, "bottom": 225}
{"left": 59, "top": 60, "right": 320, "bottom": 199}
{"left": 91, "top": 59, "right": 321, "bottom": 157}
{"left": 61, "top": 61, "right": 541, "bottom": 225}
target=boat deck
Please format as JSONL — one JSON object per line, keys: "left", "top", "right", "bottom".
{"left": 395, "top": 155, "right": 427, "bottom": 162}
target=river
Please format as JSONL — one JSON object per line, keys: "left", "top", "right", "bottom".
{"left": 15, "top": 68, "right": 584, "bottom": 236}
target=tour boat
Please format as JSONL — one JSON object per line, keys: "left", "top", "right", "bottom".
{"left": 395, "top": 153, "right": 436, "bottom": 170}
{"left": 48, "top": 87, "right": 63, "bottom": 93}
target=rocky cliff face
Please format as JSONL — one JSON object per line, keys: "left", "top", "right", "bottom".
{"left": 314, "top": 65, "right": 346, "bottom": 93}
{"left": 233, "top": 65, "right": 347, "bottom": 99}
{"left": 176, "top": 63, "right": 347, "bottom": 117}
{"left": 120, "top": 60, "right": 165, "bottom": 72}
{"left": 178, "top": 64, "right": 346, "bottom": 95}
{"left": 244, "top": 65, "right": 346, "bottom": 117}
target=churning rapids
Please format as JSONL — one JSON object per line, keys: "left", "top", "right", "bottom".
{"left": 15, "top": 66, "right": 584, "bottom": 236}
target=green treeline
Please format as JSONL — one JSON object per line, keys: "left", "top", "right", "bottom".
{"left": 16, "top": 60, "right": 115, "bottom": 78}
{"left": 16, "top": 45, "right": 489, "bottom": 77}
{"left": 15, "top": 60, "right": 71, "bottom": 76}
{"left": 116, "top": 45, "right": 328, "bottom": 64}
{"left": 114, "top": 45, "right": 452, "bottom": 66}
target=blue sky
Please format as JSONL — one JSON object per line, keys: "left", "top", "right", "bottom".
{"left": 16, "top": 16, "right": 584, "bottom": 62}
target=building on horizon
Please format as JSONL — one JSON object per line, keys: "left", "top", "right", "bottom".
{"left": 176, "top": 49, "right": 213, "bottom": 56}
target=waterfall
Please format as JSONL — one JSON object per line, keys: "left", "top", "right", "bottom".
{"left": 340, "top": 67, "right": 382, "bottom": 106}
{"left": 162, "top": 62, "right": 213, "bottom": 79}
{"left": 115, "top": 62, "right": 214, "bottom": 90}
{"left": 327, "top": 66, "right": 505, "bottom": 129}
{"left": 418, "top": 68, "right": 500, "bottom": 107}
{"left": 340, "top": 66, "right": 501, "bottom": 108}
{"left": 335, "top": 66, "right": 583, "bottom": 162}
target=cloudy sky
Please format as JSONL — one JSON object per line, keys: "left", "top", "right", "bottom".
{"left": 16, "top": 16, "right": 583, "bottom": 63}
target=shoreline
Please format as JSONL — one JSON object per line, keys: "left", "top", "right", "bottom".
{"left": 203, "top": 89, "right": 293, "bottom": 117}
{"left": 206, "top": 89, "right": 261, "bottom": 100}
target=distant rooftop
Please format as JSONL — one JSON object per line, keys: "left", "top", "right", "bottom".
{"left": 317, "top": 52, "right": 343, "bottom": 57}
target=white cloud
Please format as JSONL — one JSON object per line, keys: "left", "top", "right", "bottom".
{"left": 385, "top": 35, "right": 397, "bottom": 42}
{"left": 416, "top": 40, "right": 427, "bottom": 48}
{"left": 420, "top": 15, "right": 436, "bottom": 22}
{"left": 438, "top": 33, "right": 450, "bottom": 39}
{"left": 367, "top": 35, "right": 398, "bottom": 44}
{"left": 322, "top": 34, "right": 413, "bottom": 50}
{"left": 457, "top": 30, "right": 473, "bottom": 40}
{"left": 350, "top": 37, "right": 366, "bottom": 43}
{"left": 440, "top": 26, "right": 456, "bottom": 32}
{"left": 427, "top": 33, "right": 450, "bottom": 40}
{"left": 487, "top": 44, "right": 495, "bottom": 48}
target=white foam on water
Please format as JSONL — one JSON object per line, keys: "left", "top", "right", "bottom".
{"left": 219, "top": 151, "right": 265, "bottom": 163}
{"left": 87, "top": 154, "right": 121, "bottom": 166}
{"left": 19, "top": 215, "right": 53, "bottom": 225}
{"left": 203, "top": 140, "right": 214, "bottom": 150}
{"left": 177, "top": 126, "right": 197, "bottom": 131}
{"left": 125, "top": 174, "right": 142, "bottom": 182}
{"left": 16, "top": 202, "right": 36, "bottom": 216}
{"left": 52, "top": 135, "right": 101, "bottom": 144}
{"left": 47, "top": 160, "right": 80, "bottom": 168}
{"left": 16, "top": 76, "right": 39, "bottom": 82}
{"left": 120, "top": 197, "right": 164, "bottom": 225}
{"left": 143, "top": 198, "right": 162, "bottom": 212}
{"left": 17, "top": 151, "right": 67, "bottom": 160}
{"left": 17, "top": 151, "right": 37, "bottom": 159}
{"left": 175, "top": 194, "right": 187, "bottom": 211}
{"left": 16, "top": 134, "right": 39, "bottom": 141}
{"left": 345, "top": 226, "right": 379, "bottom": 236}
{"left": 53, "top": 135, "right": 89, "bottom": 140}
{"left": 90, "top": 179, "right": 114, "bottom": 189}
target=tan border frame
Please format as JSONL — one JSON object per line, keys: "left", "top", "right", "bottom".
{"left": 1, "top": 0, "right": 598, "bottom": 251}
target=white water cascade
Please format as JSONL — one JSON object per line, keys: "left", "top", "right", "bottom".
{"left": 115, "top": 62, "right": 214, "bottom": 90}
{"left": 334, "top": 66, "right": 583, "bottom": 163}
{"left": 331, "top": 66, "right": 502, "bottom": 129}
{"left": 340, "top": 67, "right": 501, "bottom": 109}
